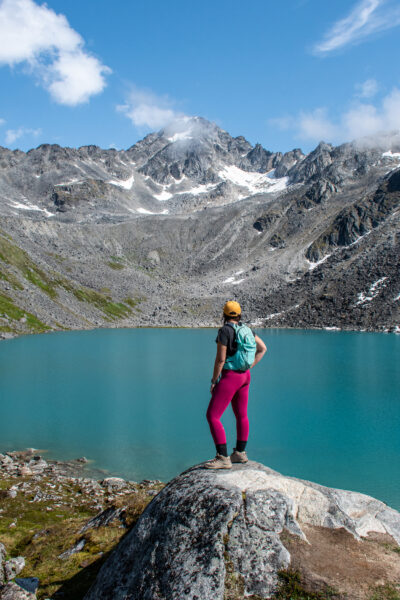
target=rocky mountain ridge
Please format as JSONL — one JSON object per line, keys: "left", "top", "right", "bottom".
{"left": 0, "top": 118, "right": 399, "bottom": 337}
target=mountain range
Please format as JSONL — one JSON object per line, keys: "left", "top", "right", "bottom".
{"left": 0, "top": 116, "right": 399, "bottom": 338}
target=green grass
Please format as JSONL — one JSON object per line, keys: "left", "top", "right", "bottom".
{"left": 123, "top": 296, "right": 144, "bottom": 309}
{"left": 24, "top": 269, "right": 58, "bottom": 298}
{"left": 0, "top": 293, "right": 49, "bottom": 333}
{"left": 0, "top": 475, "right": 163, "bottom": 599}
{"left": 274, "top": 570, "right": 337, "bottom": 599}
{"left": 0, "top": 266, "right": 24, "bottom": 290}
{"left": 72, "top": 289, "right": 132, "bottom": 319}
{"left": 107, "top": 261, "right": 125, "bottom": 270}
{"left": 57, "top": 279, "right": 134, "bottom": 320}
{"left": 0, "top": 235, "right": 58, "bottom": 298}
{"left": 0, "top": 232, "right": 144, "bottom": 325}
{"left": 383, "top": 543, "right": 400, "bottom": 554}
{"left": 0, "top": 325, "right": 14, "bottom": 333}
{"left": 369, "top": 584, "right": 400, "bottom": 600}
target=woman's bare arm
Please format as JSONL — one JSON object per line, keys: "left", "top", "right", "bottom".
{"left": 251, "top": 335, "right": 267, "bottom": 368}
{"left": 210, "top": 342, "right": 227, "bottom": 393}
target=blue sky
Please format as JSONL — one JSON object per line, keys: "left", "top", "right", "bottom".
{"left": 0, "top": 0, "right": 399, "bottom": 153}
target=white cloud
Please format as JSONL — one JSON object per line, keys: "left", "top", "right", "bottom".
{"left": 5, "top": 127, "right": 41, "bottom": 145}
{"left": 117, "top": 88, "right": 183, "bottom": 129}
{"left": 0, "top": 118, "right": 5, "bottom": 126}
{"left": 268, "top": 116, "right": 293, "bottom": 131}
{"left": 355, "top": 78, "right": 379, "bottom": 98}
{"left": 342, "top": 103, "right": 383, "bottom": 139}
{"left": 314, "top": 0, "right": 400, "bottom": 54}
{"left": 271, "top": 87, "right": 400, "bottom": 145}
{"left": 46, "top": 50, "right": 109, "bottom": 106}
{"left": 0, "top": 0, "right": 110, "bottom": 105}
{"left": 296, "top": 108, "right": 337, "bottom": 141}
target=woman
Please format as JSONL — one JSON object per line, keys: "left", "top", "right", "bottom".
{"left": 205, "top": 300, "right": 267, "bottom": 469}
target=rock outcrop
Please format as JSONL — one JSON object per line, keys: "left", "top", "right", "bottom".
{"left": 84, "top": 462, "right": 400, "bottom": 600}
{"left": 0, "top": 545, "right": 35, "bottom": 600}
{"left": 0, "top": 582, "right": 36, "bottom": 600}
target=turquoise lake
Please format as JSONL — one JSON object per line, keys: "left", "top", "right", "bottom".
{"left": 1, "top": 328, "right": 399, "bottom": 509}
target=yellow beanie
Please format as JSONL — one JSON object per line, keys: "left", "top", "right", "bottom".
{"left": 223, "top": 300, "right": 241, "bottom": 317}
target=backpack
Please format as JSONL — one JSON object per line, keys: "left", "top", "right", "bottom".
{"left": 224, "top": 323, "right": 256, "bottom": 372}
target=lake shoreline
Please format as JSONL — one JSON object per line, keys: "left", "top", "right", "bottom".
{"left": 2, "top": 321, "right": 400, "bottom": 342}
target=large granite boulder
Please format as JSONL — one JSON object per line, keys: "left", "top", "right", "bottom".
{"left": 84, "top": 462, "right": 400, "bottom": 600}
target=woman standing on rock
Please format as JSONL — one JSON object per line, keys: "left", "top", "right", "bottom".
{"left": 205, "top": 301, "right": 267, "bottom": 469}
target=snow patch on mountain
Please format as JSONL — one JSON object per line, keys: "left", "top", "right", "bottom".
{"left": 382, "top": 151, "right": 400, "bottom": 159}
{"left": 307, "top": 254, "right": 332, "bottom": 270}
{"left": 218, "top": 165, "right": 288, "bottom": 195}
{"left": 222, "top": 271, "right": 246, "bottom": 285}
{"left": 136, "top": 207, "right": 169, "bottom": 215}
{"left": 356, "top": 277, "right": 388, "bottom": 305}
{"left": 154, "top": 190, "right": 173, "bottom": 201}
{"left": 176, "top": 183, "right": 216, "bottom": 196}
{"left": 107, "top": 175, "right": 135, "bottom": 190}
{"left": 223, "top": 276, "right": 244, "bottom": 285}
{"left": 11, "top": 200, "right": 53, "bottom": 217}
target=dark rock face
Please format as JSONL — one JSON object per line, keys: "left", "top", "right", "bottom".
{"left": 253, "top": 210, "right": 283, "bottom": 232}
{"left": 84, "top": 462, "right": 400, "bottom": 600}
{"left": 306, "top": 168, "right": 400, "bottom": 262}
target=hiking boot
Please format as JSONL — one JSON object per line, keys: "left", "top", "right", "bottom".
{"left": 204, "top": 454, "right": 232, "bottom": 469}
{"left": 230, "top": 449, "right": 248, "bottom": 463}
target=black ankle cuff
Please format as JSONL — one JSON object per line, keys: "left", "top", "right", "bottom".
{"left": 236, "top": 440, "right": 247, "bottom": 452}
{"left": 216, "top": 443, "right": 228, "bottom": 457}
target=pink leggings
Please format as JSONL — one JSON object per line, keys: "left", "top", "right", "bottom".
{"left": 206, "top": 369, "right": 251, "bottom": 445}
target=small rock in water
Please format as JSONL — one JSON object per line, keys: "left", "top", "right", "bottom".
{"left": 76, "top": 456, "right": 89, "bottom": 463}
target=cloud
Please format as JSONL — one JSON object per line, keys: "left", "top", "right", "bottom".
{"left": 117, "top": 88, "right": 183, "bottom": 130}
{"left": 269, "top": 109, "right": 336, "bottom": 141}
{"left": 355, "top": 78, "right": 379, "bottom": 98}
{"left": 5, "top": 126, "right": 41, "bottom": 145}
{"left": 0, "top": 118, "right": 5, "bottom": 126}
{"left": 314, "top": 0, "right": 400, "bottom": 54}
{"left": 270, "top": 87, "right": 400, "bottom": 145}
{"left": 0, "top": 0, "right": 110, "bottom": 105}
{"left": 296, "top": 108, "right": 337, "bottom": 141}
